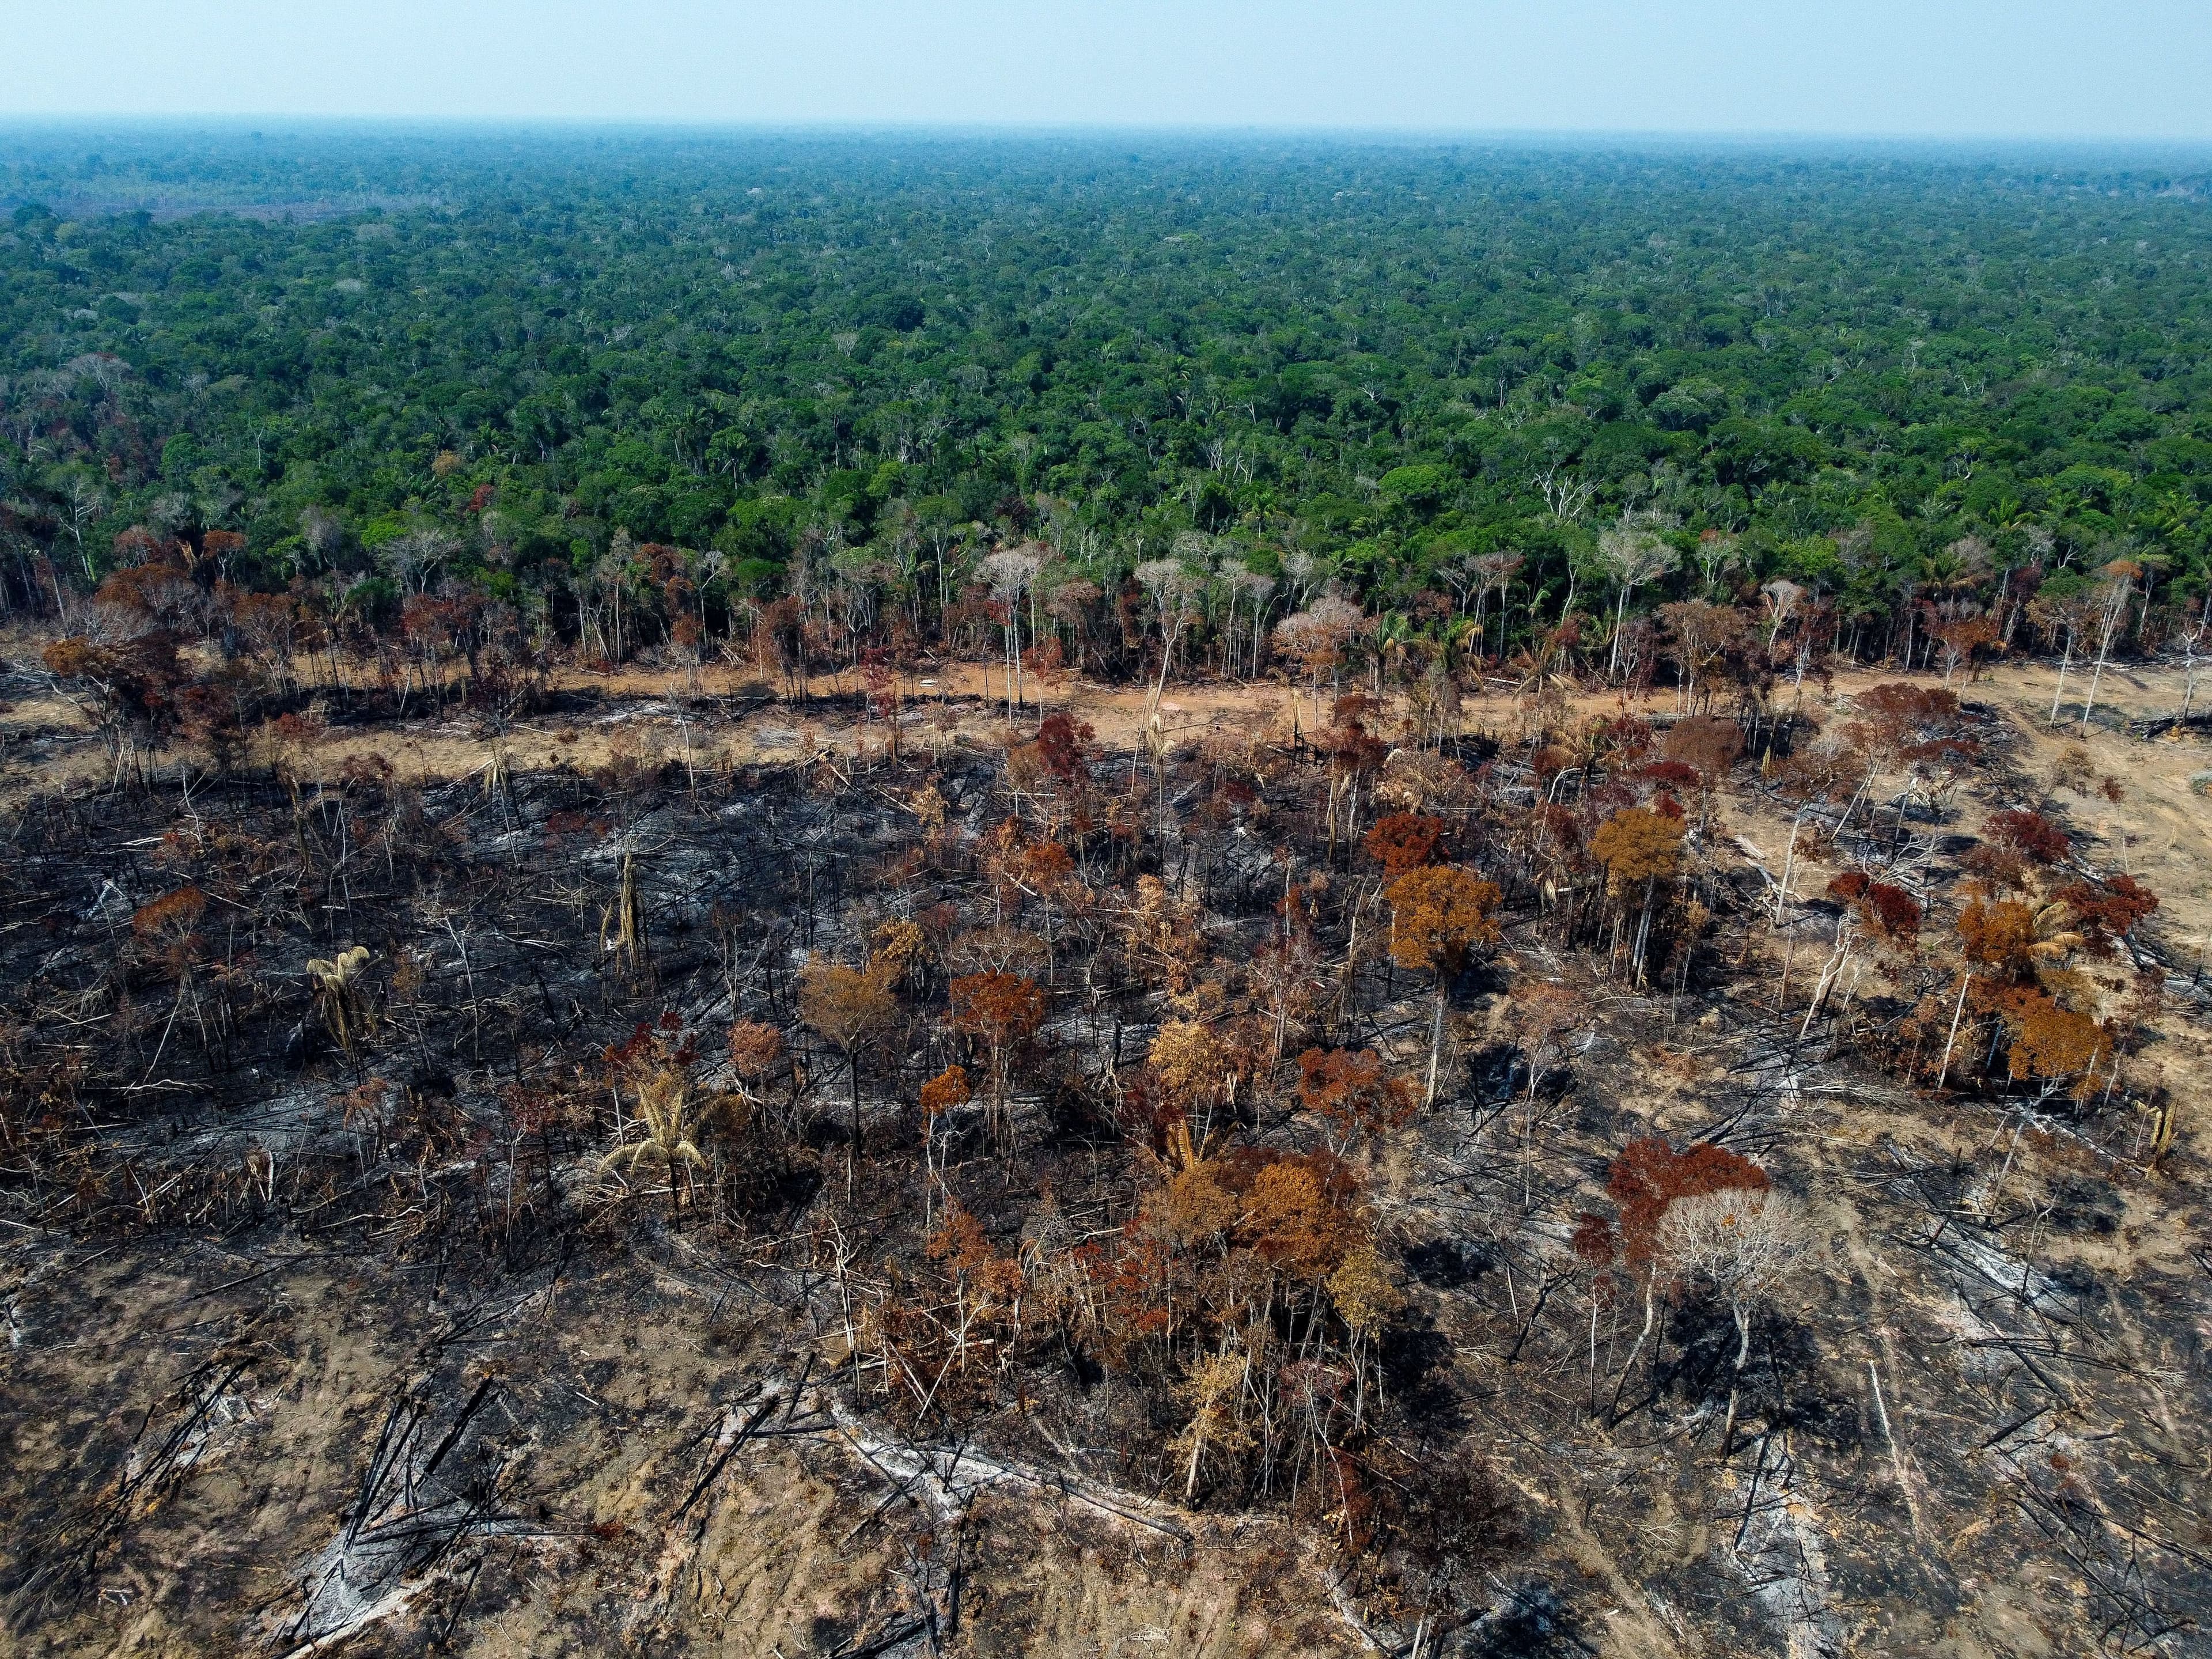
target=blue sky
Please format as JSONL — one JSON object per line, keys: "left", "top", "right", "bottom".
{"left": 8, "top": 0, "right": 2211, "bottom": 140}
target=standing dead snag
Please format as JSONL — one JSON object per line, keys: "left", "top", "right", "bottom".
{"left": 2078, "top": 555, "right": 2142, "bottom": 730}
{"left": 1800, "top": 872, "right": 1921, "bottom": 1036}
{"left": 1837, "top": 681, "right": 1978, "bottom": 843}
{"left": 1315, "top": 694, "right": 1389, "bottom": 858}
{"left": 1384, "top": 865, "right": 1502, "bottom": 1109}
{"left": 600, "top": 850, "right": 649, "bottom": 982}
{"left": 41, "top": 631, "right": 190, "bottom": 788}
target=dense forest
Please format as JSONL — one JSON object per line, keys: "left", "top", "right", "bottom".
{"left": 4, "top": 130, "right": 2212, "bottom": 689}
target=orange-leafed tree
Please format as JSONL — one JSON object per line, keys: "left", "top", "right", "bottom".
{"left": 1826, "top": 871, "right": 1921, "bottom": 949}
{"left": 1387, "top": 864, "right": 1503, "bottom": 1107}
{"left": 1989, "top": 986, "right": 2113, "bottom": 1103}
{"left": 1957, "top": 896, "right": 2043, "bottom": 979}
{"left": 1938, "top": 893, "right": 2081, "bottom": 1086}
{"left": 1589, "top": 805, "right": 1685, "bottom": 984}
{"left": 1032, "top": 711, "right": 1095, "bottom": 783}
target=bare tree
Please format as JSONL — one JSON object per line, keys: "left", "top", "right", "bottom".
{"left": 2078, "top": 554, "right": 2142, "bottom": 731}
{"left": 1658, "top": 1186, "right": 1806, "bottom": 1451}
{"left": 58, "top": 471, "right": 109, "bottom": 584}
{"left": 1134, "top": 555, "right": 1203, "bottom": 734}
{"left": 2176, "top": 589, "right": 2210, "bottom": 722}
{"left": 1594, "top": 516, "right": 1681, "bottom": 680}
{"left": 1691, "top": 531, "right": 1741, "bottom": 597}
{"left": 1230, "top": 565, "right": 1276, "bottom": 677}
{"left": 979, "top": 544, "right": 1044, "bottom": 717}
{"left": 1758, "top": 578, "right": 1805, "bottom": 647}
{"left": 380, "top": 530, "right": 457, "bottom": 600}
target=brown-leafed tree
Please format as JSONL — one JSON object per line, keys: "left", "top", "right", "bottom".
{"left": 1660, "top": 715, "right": 1743, "bottom": 832}
{"left": 728, "top": 1017, "right": 790, "bottom": 1138}
{"left": 918, "top": 1063, "right": 971, "bottom": 1221}
{"left": 798, "top": 957, "right": 899, "bottom": 1197}
{"left": 1506, "top": 978, "right": 1583, "bottom": 1202}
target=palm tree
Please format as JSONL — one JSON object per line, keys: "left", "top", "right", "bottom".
{"left": 599, "top": 1069, "right": 708, "bottom": 1204}
{"left": 306, "top": 945, "right": 372, "bottom": 1059}
{"left": 1371, "top": 611, "right": 1417, "bottom": 695}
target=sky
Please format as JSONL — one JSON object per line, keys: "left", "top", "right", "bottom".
{"left": 5, "top": 0, "right": 2212, "bottom": 141}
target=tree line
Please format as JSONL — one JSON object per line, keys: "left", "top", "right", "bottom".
{"left": 3, "top": 131, "right": 2211, "bottom": 698}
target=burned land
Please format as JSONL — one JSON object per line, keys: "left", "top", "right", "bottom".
{"left": 1, "top": 638, "right": 2209, "bottom": 1659}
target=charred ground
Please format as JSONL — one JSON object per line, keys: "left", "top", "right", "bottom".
{"left": 2, "top": 654, "right": 2211, "bottom": 1659}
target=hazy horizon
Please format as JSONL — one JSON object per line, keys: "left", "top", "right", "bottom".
{"left": 7, "top": 1, "right": 2212, "bottom": 143}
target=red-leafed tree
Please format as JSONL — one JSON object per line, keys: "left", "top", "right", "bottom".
{"left": 1296, "top": 1047, "right": 1415, "bottom": 1153}
{"left": 948, "top": 971, "right": 1048, "bottom": 1147}
{"left": 1986, "top": 808, "right": 2071, "bottom": 866}
{"left": 1363, "top": 811, "right": 1446, "bottom": 877}
{"left": 2055, "top": 874, "right": 2158, "bottom": 958}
